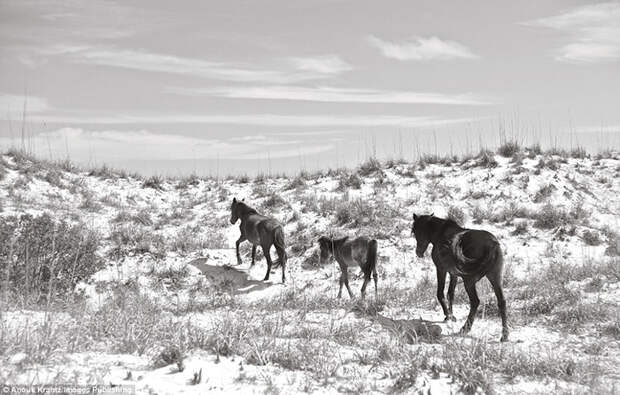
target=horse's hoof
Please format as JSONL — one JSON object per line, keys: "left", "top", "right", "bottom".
{"left": 444, "top": 315, "right": 457, "bottom": 322}
{"left": 500, "top": 334, "right": 509, "bottom": 342}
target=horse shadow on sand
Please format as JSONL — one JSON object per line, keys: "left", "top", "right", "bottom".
{"left": 188, "top": 257, "right": 276, "bottom": 295}
{"left": 351, "top": 301, "right": 443, "bottom": 344}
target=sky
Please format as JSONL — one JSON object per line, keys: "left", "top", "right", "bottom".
{"left": 0, "top": 0, "right": 619, "bottom": 175}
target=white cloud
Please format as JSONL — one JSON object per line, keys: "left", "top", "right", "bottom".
{"left": 368, "top": 35, "right": 477, "bottom": 61}
{"left": 0, "top": 94, "right": 50, "bottom": 118}
{"left": 229, "top": 135, "right": 302, "bottom": 146}
{"left": 223, "top": 144, "right": 334, "bottom": 160}
{"left": 524, "top": 2, "right": 620, "bottom": 63}
{"left": 288, "top": 55, "right": 352, "bottom": 74}
{"left": 0, "top": 128, "right": 335, "bottom": 161}
{"left": 56, "top": 47, "right": 339, "bottom": 83}
{"left": 20, "top": 112, "right": 483, "bottom": 128}
{"left": 170, "top": 85, "right": 494, "bottom": 105}
{"left": 27, "top": 128, "right": 228, "bottom": 161}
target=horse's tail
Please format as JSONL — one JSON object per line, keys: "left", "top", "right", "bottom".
{"left": 463, "top": 240, "right": 503, "bottom": 277}
{"left": 488, "top": 240, "right": 504, "bottom": 278}
{"left": 272, "top": 226, "right": 287, "bottom": 269}
{"left": 453, "top": 233, "right": 502, "bottom": 277}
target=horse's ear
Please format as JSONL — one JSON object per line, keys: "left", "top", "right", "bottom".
{"left": 430, "top": 212, "right": 435, "bottom": 217}
{"left": 242, "top": 198, "right": 245, "bottom": 202}
{"left": 413, "top": 213, "right": 418, "bottom": 220}
{"left": 232, "top": 197, "right": 237, "bottom": 203}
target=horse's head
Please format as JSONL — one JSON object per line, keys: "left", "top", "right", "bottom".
{"left": 412, "top": 213, "right": 433, "bottom": 258}
{"left": 230, "top": 198, "right": 240, "bottom": 224}
{"left": 317, "top": 236, "right": 333, "bottom": 264}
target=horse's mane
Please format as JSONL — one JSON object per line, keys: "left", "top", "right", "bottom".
{"left": 428, "top": 216, "right": 463, "bottom": 239}
{"left": 321, "top": 235, "right": 348, "bottom": 244}
{"left": 439, "top": 217, "right": 461, "bottom": 230}
{"left": 237, "top": 201, "right": 259, "bottom": 216}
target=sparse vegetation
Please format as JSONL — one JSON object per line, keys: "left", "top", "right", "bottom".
{"left": 1, "top": 148, "right": 619, "bottom": 393}
{"left": 0, "top": 213, "right": 102, "bottom": 303}
{"left": 108, "top": 223, "right": 166, "bottom": 259}
{"left": 512, "top": 221, "right": 528, "bottom": 235}
{"left": 497, "top": 140, "right": 520, "bottom": 157}
{"left": 143, "top": 175, "right": 165, "bottom": 190}
{"left": 337, "top": 172, "right": 362, "bottom": 190}
{"left": 262, "top": 192, "right": 287, "bottom": 209}
{"left": 533, "top": 183, "right": 555, "bottom": 203}
{"left": 582, "top": 229, "right": 602, "bottom": 246}
{"left": 471, "top": 204, "right": 488, "bottom": 224}
{"left": 475, "top": 149, "right": 498, "bottom": 168}
{"left": 491, "top": 202, "right": 530, "bottom": 223}
{"left": 358, "top": 157, "right": 382, "bottom": 176}
{"left": 447, "top": 205, "right": 466, "bottom": 225}
{"left": 533, "top": 203, "right": 571, "bottom": 229}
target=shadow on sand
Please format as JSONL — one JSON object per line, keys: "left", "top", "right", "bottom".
{"left": 373, "top": 315, "right": 442, "bottom": 343}
{"left": 350, "top": 300, "right": 442, "bottom": 343}
{"left": 188, "top": 257, "right": 275, "bottom": 295}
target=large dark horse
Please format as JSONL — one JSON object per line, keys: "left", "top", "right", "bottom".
{"left": 411, "top": 214, "right": 508, "bottom": 342}
{"left": 230, "top": 198, "right": 287, "bottom": 283}
{"left": 318, "top": 236, "right": 378, "bottom": 299}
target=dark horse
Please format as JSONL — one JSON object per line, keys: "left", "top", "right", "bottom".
{"left": 230, "top": 198, "right": 287, "bottom": 283}
{"left": 411, "top": 214, "right": 508, "bottom": 342}
{"left": 318, "top": 236, "right": 378, "bottom": 299}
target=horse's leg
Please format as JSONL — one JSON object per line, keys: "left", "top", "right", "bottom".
{"left": 235, "top": 234, "right": 246, "bottom": 265}
{"left": 488, "top": 272, "right": 509, "bottom": 342}
{"left": 343, "top": 267, "right": 354, "bottom": 299}
{"left": 373, "top": 267, "right": 378, "bottom": 299}
{"left": 435, "top": 268, "right": 450, "bottom": 321}
{"left": 250, "top": 245, "right": 257, "bottom": 266}
{"left": 338, "top": 271, "right": 344, "bottom": 299}
{"left": 372, "top": 269, "right": 379, "bottom": 300}
{"left": 262, "top": 244, "right": 272, "bottom": 281}
{"left": 360, "top": 270, "right": 370, "bottom": 300}
{"left": 460, "top": 278, "right": 480, "bottom": 335}
{"left": 275, "top": 245, "right": 286, "bottom": 284}
{"left": 446, "top": 274, "right": 457, "bottom": 322}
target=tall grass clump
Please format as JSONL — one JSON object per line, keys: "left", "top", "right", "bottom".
{"left": 284, "top": 175, "right": 306, "bottom": 190}
{"left": 108, "top": 223, "right": 166, "bottom": 259}
{"left": 337, "top": 172, "right": 362, "bottom": 191}
{"left": 358, "top": 157, "right": 382, "bottom": 176}
{"left": 533, "top": 203, "right": 571, "bottom": 229}
{"left": 143, "top": 175, "right": 164, "bottom": 190}
{"left": 0, "top": 213, "right": 102, "bottom": 304}
{"left": 570, "top": 147, "right": 588, "bottom": 159}
{"left": 176, "top": 173, "right": 201, "bottom": 189}
{"left": 475, "top": 149, "right": 498, "bottom": 168}
{"left": 87, "top": 284, "right": 168, "bottom": 355}
{"left": 88, "top": 165, "right": 118, "bottom": 180}
{"left": 262, "top": 192, "right": 287, "bottom": 209}
{"left": 533, "top": 184, "right": 555, "bottom": 203}
{"left": 497, "top": 141, "right": 521, "bottom": 157}
{"left": 334, "top": 198, "right": 374, "bottom": 227}
{"left": 447, "top": 205, "right": 466, "bottom": 225}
